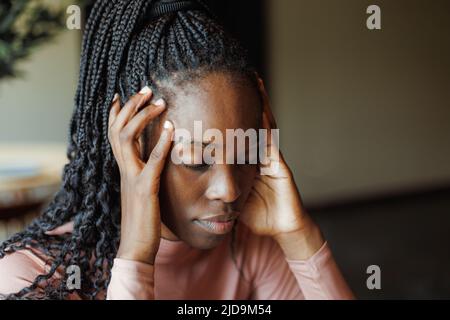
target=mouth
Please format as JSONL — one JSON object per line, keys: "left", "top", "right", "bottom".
{"left": 194, "top": 212, "right": 240, "bottom": 235}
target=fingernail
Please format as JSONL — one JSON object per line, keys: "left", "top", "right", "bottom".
{"left": 112, "top": 93, "right": 119, "bottom": 103}
{"left": 154, "top": 98, "right": 165, "bottom": 107}
{"left": 139, "top": 86, "right": 152, "bottom": 95}
{"left": 163, "top": 120, "right": 173, "bottom": 130}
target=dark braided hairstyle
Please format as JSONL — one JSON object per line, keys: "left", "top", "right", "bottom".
{"left": 0, "top": 0, "right": 257, "bottom": 299}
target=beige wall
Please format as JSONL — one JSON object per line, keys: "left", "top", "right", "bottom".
{"left": 0, "top": 29, "right": 79, "bottom": 143}
{"left": 268, "top": 0, "right": 450, "bottom": 205}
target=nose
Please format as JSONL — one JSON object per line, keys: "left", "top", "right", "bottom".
{"left": 205, "top": 164, "right": 241, "bottom": 204}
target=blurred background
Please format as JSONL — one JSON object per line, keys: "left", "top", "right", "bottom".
{"left": 0, "top": 0, "right": 449, "bottom": 299}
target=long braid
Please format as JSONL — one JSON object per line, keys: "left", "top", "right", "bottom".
{"left": 0, "top": 0, "right": 257, "bottom": 299}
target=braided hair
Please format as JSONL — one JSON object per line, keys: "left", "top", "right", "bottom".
{"left": 0, "top": 0, "right": 257, "bottom": 299}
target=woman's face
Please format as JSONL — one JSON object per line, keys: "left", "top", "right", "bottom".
{"left": 145, "top": 72, "right": 261, "bottom": 249}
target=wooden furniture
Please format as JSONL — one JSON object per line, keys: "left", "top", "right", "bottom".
{"left": 0, "top": 143, "right": 67, "bottom": 241}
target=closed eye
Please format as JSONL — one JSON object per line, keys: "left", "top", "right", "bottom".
{"left": 183, "top": 163, "right": 212, "bottom": 171}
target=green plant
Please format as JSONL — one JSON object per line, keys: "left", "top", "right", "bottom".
{"left": 0, "top": 0, "right": 68, "bottom": 80}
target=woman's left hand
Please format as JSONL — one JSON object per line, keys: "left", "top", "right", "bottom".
{"left": 240, "top": 79, "right": 325, "bottom": 260}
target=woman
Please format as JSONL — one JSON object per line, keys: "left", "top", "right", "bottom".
{"left": 0, "top": 0, "right": 354, "bottom": 299}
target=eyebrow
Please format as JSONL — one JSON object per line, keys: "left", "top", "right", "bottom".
{"left": 189, "top": 141, "right": 255, "bottom": 155}
{"left": 179, "top": 139, "right": 257, "bottom": 152}
{"left": 175, "top": 138, "right": 213, "bottom": 146}
{"left": 192, "top": 141, "right": 211, "bottom": 147}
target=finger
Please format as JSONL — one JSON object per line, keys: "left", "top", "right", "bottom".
{"left": 262, "top": 111, "right": 271, "bottom": 131}
{"left": 108, "top": 93, "right": 120, "bottom": 128}
{"left": 120, "top": 99, "right": 167, "bottom": 162}
{"left": 143, "top": 120, "right": 174, "bottom": 181}
{"left": 108, "top": 93, "right": 123, "bottom": 163}
{"left": 112, "top": 86, "right": 153, "bottom": 132}
{"left": 260, "top": 112, "right": 282, "bottom": 166}
{"left": 257, "top": 78, "right": 278, "bottom": 129}
{"left": 260, "top": 112, "right": 272, "bottom": 165}
{"left": 122, "top": 98, "right": 166, "bottom": 143}
{"left": 262, "top": 111, "right": 276, "bottom": 155}
{"left": 45, "top": 221, "right": 74, "bottom": 236}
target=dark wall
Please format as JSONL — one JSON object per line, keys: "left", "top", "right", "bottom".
{"left": 204, "top": 0, "right": 267, "bottom": 77}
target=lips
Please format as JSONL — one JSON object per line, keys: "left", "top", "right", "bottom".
{"left": 194, "top": 211, "right": 240, "bottom": 235}
{"left": 199, "top": 211, "right": 240, "bottom": 223}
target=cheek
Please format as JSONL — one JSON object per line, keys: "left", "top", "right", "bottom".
{"left": 160, "top": 163, "right": 205, "bottom": 214}
{"left": 238, "top": 165, "right": 258, "bottom": 196}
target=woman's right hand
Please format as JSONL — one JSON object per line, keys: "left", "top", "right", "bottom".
{"left": 108, "top": 87, "right": 174, "bottom": 265}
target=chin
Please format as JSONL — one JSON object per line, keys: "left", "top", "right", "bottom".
{"left": 185, "top": 225, "right": 228, "bottom": 250}
{"left": 168, "top": 219, "right": 233, "bottom": 250}
{"left": 196, "top": 236, "right": 227, "bottom": 250}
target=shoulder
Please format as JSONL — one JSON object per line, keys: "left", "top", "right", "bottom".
{"left": 0, "top": 246, "right": 62, "bottom": 297}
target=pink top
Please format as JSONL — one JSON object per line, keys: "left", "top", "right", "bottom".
{"left": 0, "top": 223, "right": 354, "bottom": 300}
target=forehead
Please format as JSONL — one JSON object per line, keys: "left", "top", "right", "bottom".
{"left": 166, "top": 72, "right": 261, "bottom": 133}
